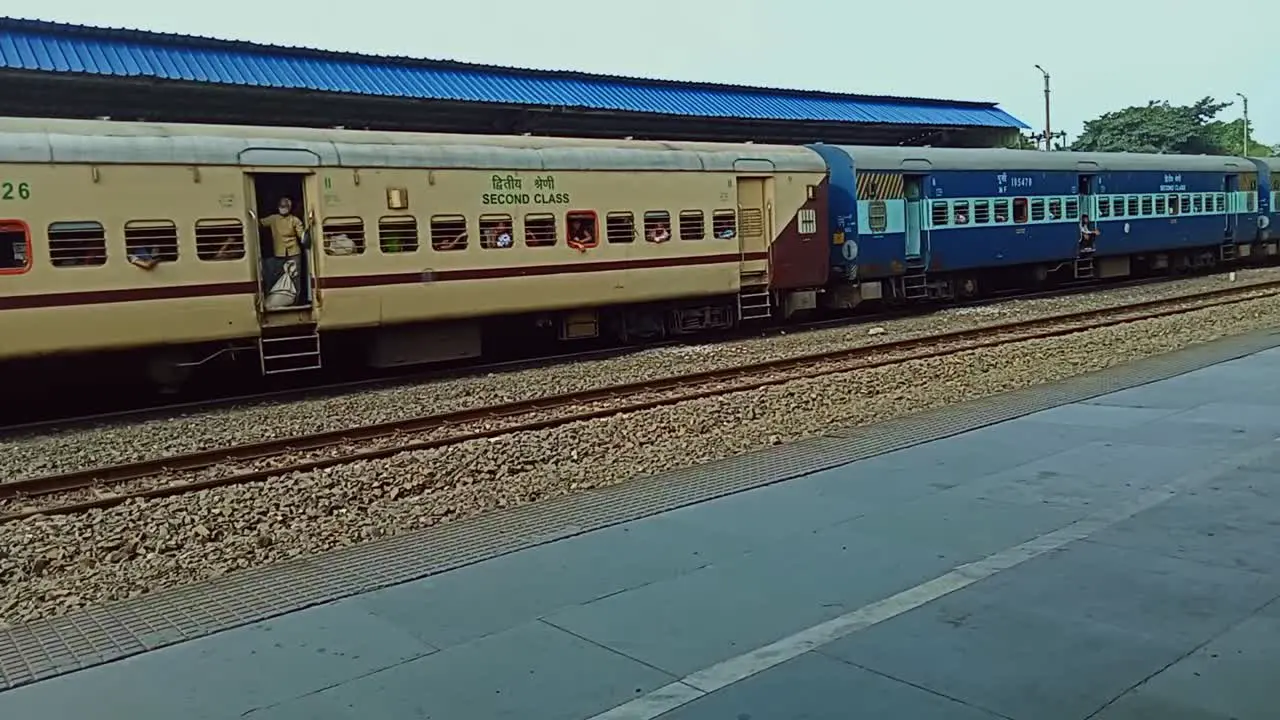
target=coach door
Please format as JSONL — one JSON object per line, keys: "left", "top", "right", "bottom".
{"left": 736, "top": 177, "right": 772, "bottom": 274}
{"left": 1224, "top": 174, "right": 1240, "bottom": 240}
{"left": 243, "top": 171, "right": 324, "bottom": 375}
{"left": 1077, "top": 174, "right": 1099, "bottom": 224}
{"left": 735, "top": 177, "right": 773, "bottom": 320}
{"left": 903, "top": 175, "right": 926, "bottom": 259}
{"left": 244, "top": 171, "right": 318, "bottom": 313}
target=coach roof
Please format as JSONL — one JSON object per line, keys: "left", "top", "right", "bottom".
{"left": 0, "top": 116, "right": 829, "bottom": 172}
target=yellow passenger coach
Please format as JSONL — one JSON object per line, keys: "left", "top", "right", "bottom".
{"left": 0, "top": 117, "right": 829, "bottom": 390}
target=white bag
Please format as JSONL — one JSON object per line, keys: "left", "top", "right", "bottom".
{"left": 265, "top": 259, "right": 300, "bottom": 309}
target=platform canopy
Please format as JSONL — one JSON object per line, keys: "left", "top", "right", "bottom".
{"left": 0, "top": 17, "right": 1029, "bottom": 146}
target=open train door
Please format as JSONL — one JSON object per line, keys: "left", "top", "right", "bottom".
{"left": 735, "top": 175, "right": 773, "bottom": 321}
{"left": 241, "top": 167, "right": 323, "bottom": 376}
{"left": 1220, "top": 173, "right": 1242, "bottom": 262}
{"left": 900, "top": 171, "right": 931, "bottom": 300}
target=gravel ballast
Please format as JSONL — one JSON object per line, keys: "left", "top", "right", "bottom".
{"left": 0, "top": 289, "right": 1277, "bottom": 627}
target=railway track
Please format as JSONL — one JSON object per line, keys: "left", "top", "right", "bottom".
{"left": 4, "top": 280, "right": 1278, "bottom": 523}
{"left": 0, "top": 273, "right": 1209, "bottom": 436}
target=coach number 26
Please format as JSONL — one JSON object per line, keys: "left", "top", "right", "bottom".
{"left": 1, "top": 182, "right": 30, "bottom": 201}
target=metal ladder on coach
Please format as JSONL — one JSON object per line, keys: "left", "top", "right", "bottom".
{"left": 901, "top": 256, "right": 929, "bottom": 300}
{"left": 258, "top": 325, "right": 323, "bottom": 375}
{"left": 901, "top": 273, "right": 929, "bottom": 300}
{"left": 737, "top": 285, "right": 773, "bottom": 321}
{"left": 1073, "top": 256, "right": 1095, "bottom": 280}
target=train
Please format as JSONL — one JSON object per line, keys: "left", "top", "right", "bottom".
{"left": 0, "top": 116, "right": 1276, "bottom": 392}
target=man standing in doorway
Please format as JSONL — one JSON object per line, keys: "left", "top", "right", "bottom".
{"left": 260, "top": 196, "right": 307, "bottom": 303}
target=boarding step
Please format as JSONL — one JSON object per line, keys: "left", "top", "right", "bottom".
{"left": 737, "top": 286, "right": 773, "bottom": 321}
{"left": 1220, "top": 243, "right": 1237, "bottom": 262}
{"left": 1073, "top": 257, "right": 1095, "bottom": 280}
{"left": 902, "top": 273, "right": 929, "bottom": 300}
{"left": 904, "top": 256, "right": 927, "bottom": 270}
{"left": 258, "top": 326, "right": 323, "bottom": 375}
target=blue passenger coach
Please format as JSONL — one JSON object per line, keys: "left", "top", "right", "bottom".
{"left": 808, "top": 144, "right": 1268, "bottom": 308}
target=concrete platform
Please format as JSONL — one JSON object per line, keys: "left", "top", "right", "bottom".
{"left": 4, "top": 331, "right": 1280, "bottom": 719}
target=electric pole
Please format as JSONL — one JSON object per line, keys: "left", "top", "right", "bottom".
{"left": 1034, "top": 65, "right": 1051, "bottom": 151}
{"left": 1235, "top": 92, "right": 1250, "bottom": 155}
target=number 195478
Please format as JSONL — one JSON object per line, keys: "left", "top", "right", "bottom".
{"left": 1, "top": 182, "right": 31, "bottom": 200}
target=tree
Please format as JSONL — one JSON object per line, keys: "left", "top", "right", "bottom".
{"left": 1071, "top": 97, "right": 1271, "bottom": 155}
{"left": 1205, "top": 118, "right": 1274, "bottom": 156}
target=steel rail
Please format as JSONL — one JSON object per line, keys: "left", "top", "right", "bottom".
{"left": 3, "top": 281, "right": 1277, "bottom": 522}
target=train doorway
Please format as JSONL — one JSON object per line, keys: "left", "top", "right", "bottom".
{"left": 1224, "top": 174, "right": 1240, "bottom": 240}
{"left": 903, "top": 175, "right": 926, "bottom": 259}
{"left": 247, "top": 172, "right": 315, "bottom": 311}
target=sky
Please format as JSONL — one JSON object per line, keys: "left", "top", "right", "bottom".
{"left": 9, "top": 0, "right": 1280, "bottom": 144}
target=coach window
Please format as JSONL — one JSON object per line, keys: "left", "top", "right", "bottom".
{"left": 430, "top": 215, "right": 468, "bottom": 251}
{"left": 1048, "top": 198, "right": 1062, "bottom": 220}
{"left": 952, "top": 201, "right": 969, "bottom": 225}
{"left": 525, "top": 214, "right": 558, "bottom": 247}
{"left": 1155, "top": 197, "right": 1167, "bottom": 215}
{"left": 930, "top": 201, "right": 949, "bottom": 226}
{"left": 1216, "top": 194, "right": 1227, "bottom": 212}
{"left": 379, "top": 216, "right": 420, "bottom": 253}
{"left": 480, "top": 214, "right": 515, "bottom": 249}
{"left": 1140, "top": 196, "right": 1153, "bottom": 215}
{"left": 1011, "top": 198, "right": 1028, "bottom": 223}
{"left": 992, "top": 199, "right": 1010, "bottom": 223}
{"left": 972, "top": 200, "right": 990, "bottom": 224}
{"left": 566, "top": 212, "right": 598, "bottom": 249}
{"left": 124, "top": 220, "right": 179, "bottom": 269}
{"left": 1247, "top": 193, "right": 1257, "bottom": 212}
{"left": 679, "top": 210, "right": 706, "bottom": 240}
{"left": 644, "top": 211, "right": 672, "bottom": 243}
{"left": 1064, "top": 198, "right": 1079, "bottom": 220}
{"left": 1029, "top": 198, "right": 1046, "bottom": 222}
{"left": 606, "top": 212, "right": 635, "bottom": 243}
{"left": 48, "top": 221, "right": 107, "bottom": 267}
{"left": 1110, "top": 196, "right": 1124, "bottom": 217}
{"left": 322, "top": 217, "right": 365, "bottom": 256}
{"left": 0, "top": 221, "right": 30, "bottom": 273}
{"left": 712, "top": 210, "right": 737, "bottom": 239}
{"left": 195, "top": 219, "right": 246, "bottom": 261}
{"left": 1127, "top": 197, "right": 1139, "bottom": 216}
{"left": 866, "top": 201, "right": 888, "bottom": 232}
{"left": 1193, "top": 195, "right": 1204, "bottom": 213}
{"left": 1098, "top": 198, "right": 1111, "bottom": 218}
{"left": 1168, "top": 195, "right": 1180, "bottom": 215}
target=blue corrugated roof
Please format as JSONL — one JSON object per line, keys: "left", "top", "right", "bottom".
{"left": 0, "top": 18, "right": 1029, "bottom": 129}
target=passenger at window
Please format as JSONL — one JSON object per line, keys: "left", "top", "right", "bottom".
{"left": 568, "top": 220, "right": 593, "bottom": 251}
{"left": 128, "top": 245, "right": 160, "bottom": 270}
{"left": 955, "top": 211, "right": 968, "bottom": 224}
{"left": 495, "top": 221, "right": 514, "bottom": 248}
{"left": 214, "top": 235, "right": 245, "bottom": 260}
{"left": 440, "top": 230, "right": 467, "bottom": 250}
{"left": 1079, "top": 213, "right": 1100, "bottom": 253}
{"left": 647, "top": 222, "right": 671, "bottom": 243}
